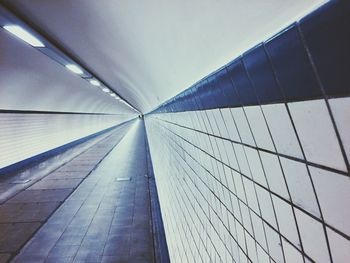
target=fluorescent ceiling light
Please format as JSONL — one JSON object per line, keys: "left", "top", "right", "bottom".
{"left": 89, "top": 79, "right": 100, "bottom": 86}
{"left": 110, "top": 94, "right": 117, "bottom": 97}
{"left": 65, "top": 64, "right": 84, "bottom": 75}
{"left": 3, "top": 25, "right": 45, "bottom": 47}
{"left": 102, "top": 88, "right": 110, "bottom": 92}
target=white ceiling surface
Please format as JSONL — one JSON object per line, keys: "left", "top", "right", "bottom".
{"left": 4, "top": 0, "right": 326, "bottom": 113}
{"left": 0, "top": 28, "right": 134, "bottom": 114}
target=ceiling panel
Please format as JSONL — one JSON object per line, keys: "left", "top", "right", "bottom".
{"left": 0, "top": 28, "right": 134, "bottom": 114}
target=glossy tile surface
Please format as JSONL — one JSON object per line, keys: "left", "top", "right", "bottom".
{"left": 13, "top": 120, "right": 154, "bottom": 263}
{"left": 0, "top": 123, "right": 134, "bottom": 262}
{"left": 146, "top": 94, "right": 350, "bottom": 262}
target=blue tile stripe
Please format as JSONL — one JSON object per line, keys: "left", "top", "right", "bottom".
{"left": 150, "top": 0, "right": 350, "bottom": 114}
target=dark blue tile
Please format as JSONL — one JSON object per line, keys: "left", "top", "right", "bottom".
{"left": 210, "top": 71, "right": 240, "bottom": 109}
{"left": 227, "top": 58, "right": 258, "bottom": 106}
{"left": 299, "top": 0, "right": 350, "bottom": 96}
{"left": 265, "top": 24, "right": 322, "bottom": 101}
{"left": 173, "top": 95, "right": 181, "bottom": 112}
{"left": 192, "top": 84, "right": 205, "bottom": 110}
{"left": 186, "top": 89, "right": 197, "bottom": 111}
{"left": 179, "top": 93, "right": 186, "bottom": 111}
{"left": 214, "top": 68, "right": 240, "bottom": 107}
{"left": 193, "top": 81, "right": 211, "bottom": 110}
{"left": 181, "top": 89, "right": 192, "bottom": 111}
{"left": 242, "top": 44, "right": 282, "bottom": 104}
{"left": 200, "top": 76, "right": 223, "bottom": 109}
{"left": 207, "top": 76, "right": 224, "bottom": 108}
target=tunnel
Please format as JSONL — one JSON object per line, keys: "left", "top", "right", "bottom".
{"left": 0, "top": 0, "right": 349, "bottom": 262}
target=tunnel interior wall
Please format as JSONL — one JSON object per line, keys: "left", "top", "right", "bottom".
{"left": 0, "top": 113, "right": 131, "bottom": 171}
{"left": 146, "top": 1, "right": 350, "bottom": 262}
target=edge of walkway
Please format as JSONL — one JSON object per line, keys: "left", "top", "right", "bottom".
{"left": 143, "top": 120, "right": 171, "bottom": 263}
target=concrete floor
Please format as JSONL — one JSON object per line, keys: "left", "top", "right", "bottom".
{"left": 0, "top": 120, "right": 155, "bottom": 263}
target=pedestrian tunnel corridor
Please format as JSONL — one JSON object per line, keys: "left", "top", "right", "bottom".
{"left": 0, "top": 1, "right": 349, "bottom": 262}
{"left": 1, "top": 121, "right": 160, "bottom": 262}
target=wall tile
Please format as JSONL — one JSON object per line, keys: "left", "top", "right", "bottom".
{"left": 244, "top": 147, "right": 268, "bottom": 187}
{"left": 264, "top": 223, "right": 284, "bottom": 263}
{"left": 327, "top": 227, "right": 350, "bottom": 263}
{"left": 255, "top": 186, "right": 277, "bottom": 229}
{"left": 280, "top": 157, "right": 320, "bottom": 218}
{"left": 230, "top": 108, "right": 255, "bottom": 146}
{"left": 220, "top": 108, "right": 241, "bottom": 142}
{"left": 262, "top": 103, "right": 303, "bottom": 158}
{"left": 259, "top": 151, "right": 289, "bottom": 200}
{"left": 251, "top": 212, "right": 267, "bottom": 250}
{"left": 265, "top": 24, "right": 321, "bottom": 101}
{"left": 310, "top": 166, "right": 350, "bottom": 236}
{"left": 288, "top": 99, "right": 346, "bottom": 171}
{"left": 146, "top": 2, "right": 350, "bottom": 262}
{"left": 295, "top": 209, "right": 330, "bottom": 263}
{"left": 0, "top": 114, "right": 128, "bottom": 170}
{"left": 329, "top": 97, "right": 350, "bottom": 164}
{"left": 243, "top": 44, "right": 283, "bottom": 104}
{"left": 257, "top": 245, "right": 270, "bottom": 263}
{"left": 299, "top": 1, "right": 350, "bottom": 97}
{"left": 242, "top": 177, "right": 259, "bottom": 214}
{"left": 244, "top": 105, "right": 275, "bottom": 152}
{"left": 227, "top": 59, "right": 258, "bottom": 106}
{"left": 272, "top": 195, "right": 300, "bottom": 246}
{"left": 282, "top": 238, "right": 304, "bottom": 263}
{"left": 215, "top": 68, "right": 241, "bottom": 108}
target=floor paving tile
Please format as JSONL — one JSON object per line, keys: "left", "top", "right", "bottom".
{"left": 28, "top": 178, "right": 82, "bottom": 190}
{"left": 3, "top": 121, "right": 156, "bottom": 262}
{"left": 54, "top": 166, "right": 96, "bottom": 173}
{"left": 45, "top": 173, "right": 87, "bottom": 180}
{"left": 55, "top": 233, "right": 84, "bottom": 246}
{"left": 0, "top": 124, "right": 132, "bottom": 262}
{"left": 45, "top": 256, "right": 74, "bottom": 263}
{"left": 0, "top": 202, "right": 60, "bottom": 223}
{"left": 7, "top": 189, "right": 72, "bottom": 203}
{"left": 0, "top": 222, "right": 41, "bottom": 253}
{"left": 0, "top": 253, "right": 11, "bottom": 263}
{"left": 101, "top": 255, "right": 129, "bottom": 263}
{"left": 48, "top": 244, "right": 80, "bottom": 257}
{"left": 12, "top": 254, "right": 46, "bottom": 263}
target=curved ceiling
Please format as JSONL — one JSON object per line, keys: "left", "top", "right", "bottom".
{"left": 0, "top": 28, "right": 133, "bottom": 114}
{"left": 3, "top": 0, "right": 326, "bottom": 113}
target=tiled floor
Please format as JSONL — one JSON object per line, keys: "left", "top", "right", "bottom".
{"left": 0, "top": 120, "right": 154, "bottom": 263}
{"left": 0, "top": 125, "right": 125, "bottom": 204}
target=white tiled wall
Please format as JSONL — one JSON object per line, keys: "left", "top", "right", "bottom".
{"left": 146, "top": 98, "right": 350, "bottom": 263}
{"left": 0, "top": 113, "right": 130, "bottom": 169}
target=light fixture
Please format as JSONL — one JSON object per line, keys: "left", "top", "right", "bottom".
{"left": 65, "top": 64, "right": 84, "bottom": 75}
{"left": 110, "top": 94, "right": 117, "bottom": 97}
{"left": 89, "top": 79, "right": 100, "bottom": 86}
{"left": 3, "top": 25, "right": 45, "bottom": 47}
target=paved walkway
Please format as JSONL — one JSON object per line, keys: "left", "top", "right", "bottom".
{"left": 0, "top": 120, "right": 154, "bottom": 263}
